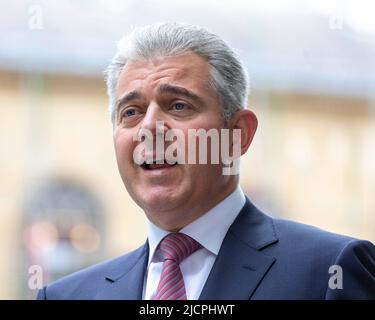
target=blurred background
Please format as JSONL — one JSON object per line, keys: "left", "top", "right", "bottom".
{"left": 1, "top": 0, "right": 375, "bottom": 299}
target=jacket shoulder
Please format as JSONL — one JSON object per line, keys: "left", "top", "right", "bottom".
{"left": 273, "top": 217, "right": 356, "bottom": 247}
{"left": 37, "top": 244, "right": 147, "bottom": 300}
{"left": 248, "top": 208, "right": 375, "bottom": 299}
{"left": 270, "top": 217, "right": 362, "bottom": 261}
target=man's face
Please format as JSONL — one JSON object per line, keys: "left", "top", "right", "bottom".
{"left": 113, "top": 52, "right": 237, "bottom": 230}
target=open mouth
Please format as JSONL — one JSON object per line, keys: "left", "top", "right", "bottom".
{"left": 141, "top": 160, "right": 178, "bottom": 170}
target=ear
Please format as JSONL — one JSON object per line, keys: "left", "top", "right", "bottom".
{"left": 228, "top": 108, "right": 258, "bottom": 156}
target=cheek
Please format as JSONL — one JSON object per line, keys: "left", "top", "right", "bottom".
{"left": 185, "top": 164, "right": 223, "bottom": 191}
{"left": 191, "top": 116, "right": 223, "bottom": 130}
{"left": 114, "top": 133, "right": 134, "bottom": 165}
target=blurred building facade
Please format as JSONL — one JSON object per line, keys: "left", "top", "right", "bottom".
{"left": 0, "top": 71, "right": 147, "bottom": 298}
{"left": 1, "top": 69, "right": 374, "bottom": 298}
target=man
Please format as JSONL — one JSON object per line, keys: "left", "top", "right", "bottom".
{"left": 37, "top": 22, "right": 375, "bottom": 300}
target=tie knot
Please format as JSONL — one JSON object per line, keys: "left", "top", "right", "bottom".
{"left": 158, "top": 233, "right": 201, "bottom": 264}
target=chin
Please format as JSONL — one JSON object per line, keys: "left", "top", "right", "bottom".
{"left": 137, "top": 190, "right": 183, "bottom": 213}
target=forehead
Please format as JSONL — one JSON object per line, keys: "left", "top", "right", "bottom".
{"left": 116, "top": 52, "right": 211, "bottom": 96}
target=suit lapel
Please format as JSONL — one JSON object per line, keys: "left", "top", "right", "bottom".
{"left": 95, "top": 242, "right": 149, "bottom": 300}
{"left": 199, "top": 198, "right": 278, "bottom": 300}
{"left": 94, "top": 198, "right": 277, "bottom": 300}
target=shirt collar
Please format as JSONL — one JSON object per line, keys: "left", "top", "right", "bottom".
{"left": 146, "top": 185, "right": 246, "bottom": 264}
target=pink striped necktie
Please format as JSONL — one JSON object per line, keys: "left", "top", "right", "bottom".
{"left": 154, "top": 233, "right": 201, "bottom": 300}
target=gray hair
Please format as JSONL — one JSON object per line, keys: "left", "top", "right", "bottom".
{"left": 105, "top": 22, "right": 250, "bottom": 123}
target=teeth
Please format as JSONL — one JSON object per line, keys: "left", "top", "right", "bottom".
{"left": 141, "top": 161, "right": 177, "bottom": 169}
{"left": 144, "top": 160, "right": 163, "bottom": 164}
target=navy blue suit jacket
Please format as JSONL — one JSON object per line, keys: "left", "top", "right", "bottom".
{"left": 37, "top": 198, "right": 375, "bottom": 299}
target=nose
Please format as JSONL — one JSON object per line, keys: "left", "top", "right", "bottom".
{"left": 136, "top": 103, "right": 169, "bottom": 162}
{"left": 139, "top": 102, "right": 168, "bottom": 135}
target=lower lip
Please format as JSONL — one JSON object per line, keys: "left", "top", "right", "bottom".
{"left": 141, "top": 165, "right": 178, "bottom": 176}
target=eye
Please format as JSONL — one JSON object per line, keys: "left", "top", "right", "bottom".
{"left": 122, "top": 108, "right": 139, "bottom": 118}
{"left": 173, "top": 102, "right": 188, "bottom": 111}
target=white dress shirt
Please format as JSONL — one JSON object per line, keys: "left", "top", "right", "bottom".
{"left": 143, "top": 185, "right": 246, "bottom": 300}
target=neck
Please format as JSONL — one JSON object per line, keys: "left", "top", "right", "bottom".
{"left": 146, "top": 180, "right": 239, "bottom": 232}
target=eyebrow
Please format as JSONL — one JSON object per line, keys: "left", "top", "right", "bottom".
{"left": 116, "top": 84, "right": 205, "bottom": 116}
{"left": 116, "top": 90, "right": 142, "bottom": 111}
{"left": 157, "top": 84, "right": 205, "bottom": 106}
